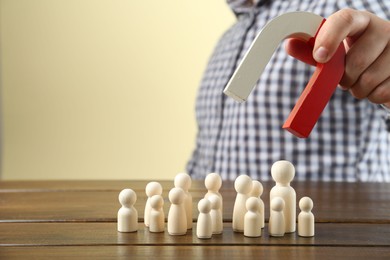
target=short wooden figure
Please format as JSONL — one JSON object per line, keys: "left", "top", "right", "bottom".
{"left": 167, "top": 187, "right": 187, "bottom": 235}
{"left": 208, "top": 194, "right": 223, "bottom": 235}
{"left": 174, "top": 173, "right": 192, "bottom": 230}
{"left": 149, "top": 194, "right": 165, "bottom": 233}
{"left": 144, "top": 182, "right": 163, "bottom": 227}
{"left": 232, "top": 175, "right": 253, "bottom": 232}
{"left": 244, "top": 197, "right": 262, "bottom": 237}
{"left": 117, "top": 188, "right": 138, "bottom": 233}
{"left": 298, "top": 196, "right": 315, "bottom": 237}
{"left": 269, "top": 197, "right": 285, "bottom": 237}
{"left": 250, "top": 180, "right": 265, "bottom": 228}
{"left": 196, "top": 198, "right": 212, "bottom": 239}
{"left": 270, "top": 160, "right": 296, "bottom": 233}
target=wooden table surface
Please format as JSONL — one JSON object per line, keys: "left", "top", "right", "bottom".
{"left": 0, "top": 180, "right": 390, "bottom": 259}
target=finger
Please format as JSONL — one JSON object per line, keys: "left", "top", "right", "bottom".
{"left": 383, "top": 102, "right": 390, "bottom": 108}
{"left": 366, "top": 76, "right": 390, "bottom": 105}
{"left": 313, "top": 9, "right": 370, "bottom": 63}
{"left": 285, "top": 38, "right": 317, "bottom": 66}
{"left": 348, "top": 45, "right": 390, "bottom": 99}
{"left": 340, "top": 16, "right": 389, "bottom": 88}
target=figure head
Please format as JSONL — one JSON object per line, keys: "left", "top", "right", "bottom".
{"left": 271, "top": 197, "right": 285, "bottom": 212}
{"left": 174, "top": 173, "right": 192, "bottom": 192}
{"left": 198, "top": 198, "right": 211, "bottom": 214}
{"left": 119, "top": 188, "right": 137, "bottom": 207}
{"left": 299, "top": 196, "right": 313, "bottom": 212}
{"left": 169, "top": 187, "right": 185, "bottom": 205}
{"left": 208, "top": 194, "right": 222, "bottom": 210}
{"left": 150, "top": 194, "right": 164, "bottom": 210}
{"left": 205, "top": 172, "right": 222, "bottom": 192}
{"left": 271, "top": 160, "right": 295, "bottom": 185}
{"left": 250, "top": 180, "right": 263, "bottom": 197}
{"left": 234, "top": 175, "right": 253, "bottom": 194}
{"left": 145, "top": 181, "right": 163, "bottom": 197}
{"left": 246, "top": 197, "right": 260, "bottom": 212}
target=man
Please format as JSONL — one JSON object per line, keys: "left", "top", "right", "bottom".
{"left": 187, "top": 0, "right": 390, "bottom": 182}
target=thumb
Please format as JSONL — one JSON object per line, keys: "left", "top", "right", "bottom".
{"left": 313, "top": 9, "right": 369, "bottom": 63}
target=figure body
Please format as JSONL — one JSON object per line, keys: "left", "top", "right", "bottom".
{"left": 232, "top": 175, "right": 253, "bottom": 232}
{"left": 144, "top": 182, "right": 163, "bottom": 227}
{"left": 196, "top": 198, "right": 212, "bottom": 239}
{"left": 149, "top": 194, "right": 165, "bottom": 233}
{"left": 269, "top": 197, "right": 285, "bottom": 237}
{"left": 298, "top": 196, "right": 315, "bottom": 237}
{"left": 244, "top": 197, "right": 262, "bottom": 237}
{"left": 167, "top": 187, "right": 187, "bottom": 235}
{"left": 117, "top": 189, "right": 138, "bottom": 233}
{"left": 270, "top": 160, "right": 296, "bottom": 233}
{"left": 174, "top": 173, "right": 193, "bottom": 230}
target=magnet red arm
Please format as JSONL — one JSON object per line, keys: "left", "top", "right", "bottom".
{"left": 283, "top": 38, "right": 345, "bottom": 138}
{"left": 223, "top": 12, "right": 346, "bottom": 138}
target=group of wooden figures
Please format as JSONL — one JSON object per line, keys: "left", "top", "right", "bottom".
{"left": 117, "top": 160, "right": 315, "bottom": 239}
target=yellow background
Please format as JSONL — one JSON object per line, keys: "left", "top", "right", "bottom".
{"left": 0, "top": 0, "right": 235, "bottom": 180}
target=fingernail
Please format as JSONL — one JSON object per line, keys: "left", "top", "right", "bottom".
{"left": 314, "top": 47, "right": 328, "bottom": 63}
{"left": 338, "top": 85, "right": 348, "bottom": 91}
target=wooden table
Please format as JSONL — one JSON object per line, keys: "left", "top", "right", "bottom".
{"left": 1, "top": 180, "right": 390, "bottom": 259}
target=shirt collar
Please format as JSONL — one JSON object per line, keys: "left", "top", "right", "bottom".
{"left": 227, "top": 0, "right": 269, "bottom": 16}
{"left": 227, "top": 0, "right": 254, "bottom": 16}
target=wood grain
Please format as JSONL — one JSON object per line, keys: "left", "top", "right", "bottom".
{"left": 1, "top": 223, "right": 390, "bottom": 246}
{"left": 1, "top": 246, "right": 390, "bottom": 260}
{"left": 1, "top": 180, "right": 390, "bottom": 259}
{"left": 1, "top": 181, "right": 390, "bottom": 223}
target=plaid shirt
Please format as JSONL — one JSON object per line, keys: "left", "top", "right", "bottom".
{"left": 187, "top": 0, "right": 390, "bottom": 182}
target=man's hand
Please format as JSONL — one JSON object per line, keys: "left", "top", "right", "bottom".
{"left": 286, "top": 9, "right": 390, "bottom": 108}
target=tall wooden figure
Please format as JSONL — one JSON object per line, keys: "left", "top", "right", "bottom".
{"left": 250, "top": 180, "right": 265, "bottom": 228}
{"left": 167, "top": 187, "right": 187, "bottom": 235}
{"left": 208, "top": 194, "right": 223, "bottom": 235}
{"left": 232, "top": 175, "right": 253, "bottom": 232}
{"left": 270, "top": 160, "right": 296, "bottom": 233}
{"left": 117, "top": 188, "right": 138, "bottom": 233}
{"left": 144, "top": 182, "right": 163, "bottom": 227}
{"left": 174, "top": 173, "right": 192, "bottom": 230}
{"left": 204, "top": 173, "right": 223, "bottom": 213}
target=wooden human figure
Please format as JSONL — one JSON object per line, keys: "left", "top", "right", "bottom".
{"left": 298, "top": 196, "right": 315, "bottom": 237}
{"left": 149, "top": 194, "right": 165, "bottom": 233}
{"left": 250, "top": 180, "right": 265, "bottom": 228}
{"left": 204, "top": 172, "right": 223, "bottom": 213}
{"left": 196, "top": 198, "right": 212, "bottom": 239}
{"left": 208, "top": 194, "right": 223, "bottom": 235}
{"left": 144, "top": 182, "right": 163, "bottom": 227}
{"left": 244, "top": 197, "right": 262, "bottom": 237}
{"left": 174, "top": 173, "right": 192, "bottom": 230}
{"left": 269, "top": 197, "right": 285, "bottom": 237}
{"left": 270, "top": 160, "right": 296, "bottom": 233}
{"left": 232, "top": 175, "right": 253, "bottom": 232}
{"left": 117, "top": 188, "right": 138, "bottom": 233}
{"left": 167, "top": 187, "right": 187, "bottom": 235}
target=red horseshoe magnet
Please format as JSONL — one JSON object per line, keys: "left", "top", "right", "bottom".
{"left": 223, "top": 12, "right": 346, "bottom": 138}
